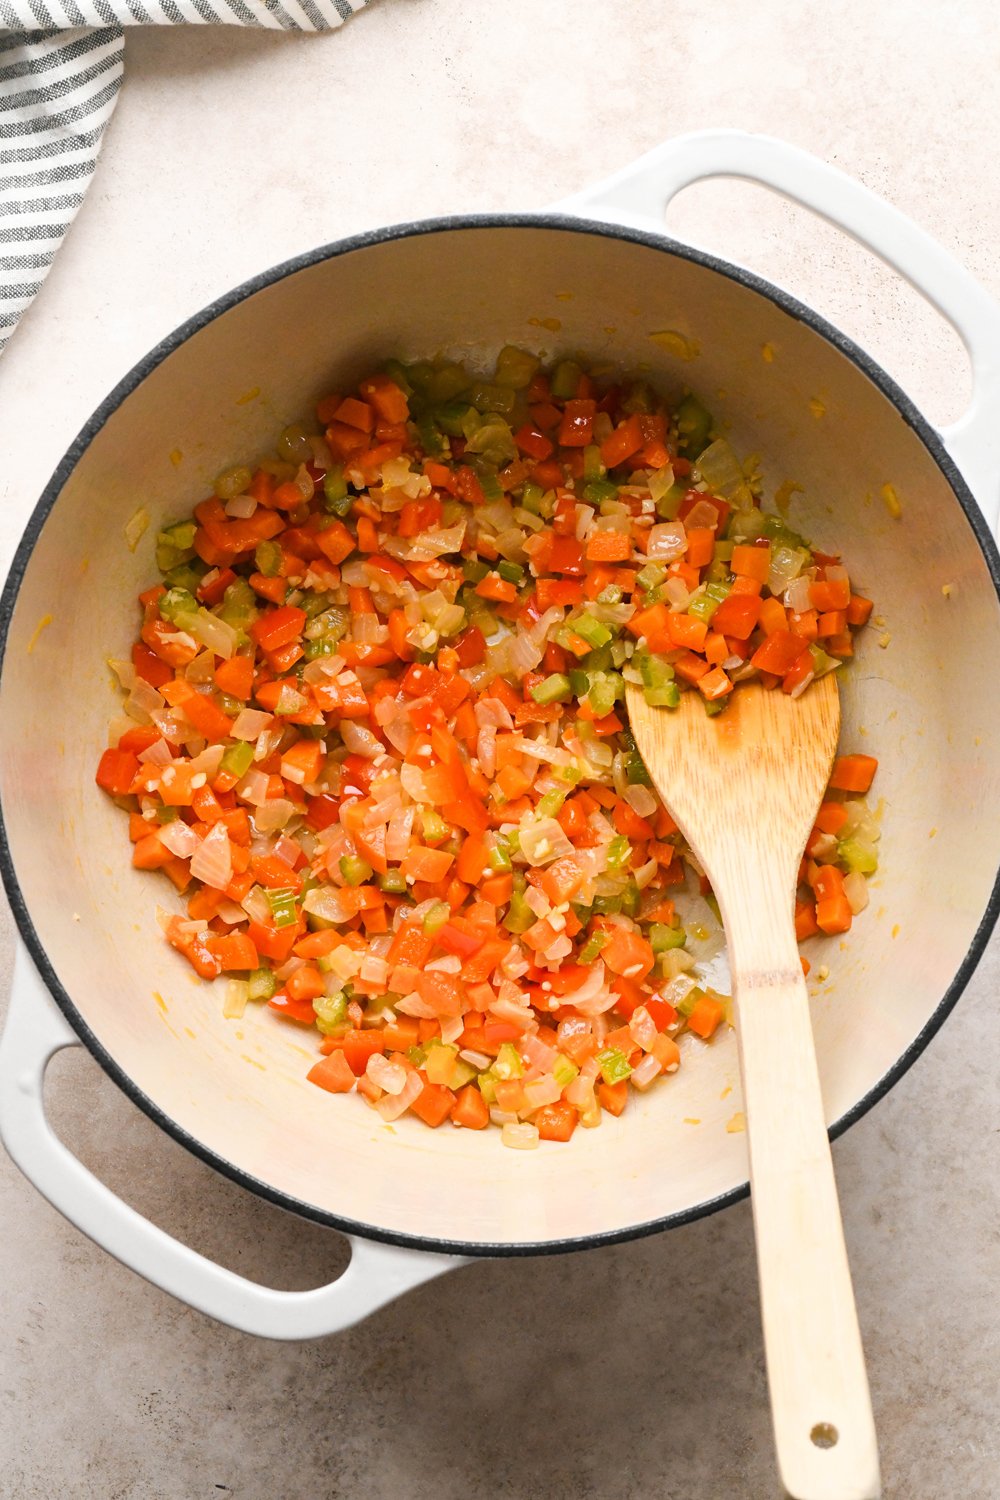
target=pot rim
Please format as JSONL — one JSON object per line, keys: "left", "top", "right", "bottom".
{"left": 2, "top": 210, "right": 999, "bottom": 1259}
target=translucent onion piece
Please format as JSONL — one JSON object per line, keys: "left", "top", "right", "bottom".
{"left": 683, "top": 499, "right": 723, "bottom": 531}
{"left": 252, "top": 799, "right": 295, "bottom": 832}
{"left": 630, "top": 1053, "right": 663, "bottom": 1091}
{"left": 501, "top": 1122, "right": 539, "bottom": 1150}
{"left": 340, "top": 720, "right": 382, "bottom": 759}
{"left": 224, "top": 495, "right": 257, "bottom": 519}
{"left": 189, "top": 743, "right": 224, "bottom": 778}
{"left": 784, "top": 574, "right": 813, "bottom": 613}
{"left": 386, "top": 807, "right": 415, "bottom": 862}
{"left": 624, "top": 784, "right": 657, "bottom": 818}
{"left": 138, "top": 737, "right": 173, "bottom": 766}
{"left": 190, "top": 609, "right": 239, "bottom": 660}
{"left": 236, "top": 768, "right": 271, "bottom": 805}
{"left": 375, "top": 1071, "right": 423, "bottom": 1122}
{"left": 108, "top": 658, "right": 136, "bottom": 691}
{"left": 232, "top": 709, "right": 274, "bottom": 741}
{"left": 189, "top": 821, "right": 232, "bottom": 891}
{"left": 157, "top": 821, "right": 200, "bottom": 859}
{"left": 367, "top": 1054, "right": 408, "bottom": 1095}
{"left": 518, "top": 817, "right": 574, "bottom": 866}
{"left": 843, "top": 870, "right": 869, "bottom": 914}
{"left": 646, "top": 522, "right": 687, "bottom": 561}
{"left": 223, "top": 980, "right": 249, "bottom": 1019}
{"left": 694, "top": 438, "right": 751, "bottom": 502}
{"left": 124, "top": 677, "right": 166, "bottom": 724}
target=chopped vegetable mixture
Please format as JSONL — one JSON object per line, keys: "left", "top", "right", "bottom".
{"left": 97, "top": 349, "right": 879, "bottom": 1147}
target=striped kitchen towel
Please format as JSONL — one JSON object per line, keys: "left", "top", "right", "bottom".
{"left": 0, "top": 1, "right": 363, "bottom": 358}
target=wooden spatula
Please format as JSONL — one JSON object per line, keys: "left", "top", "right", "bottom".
{"left": 625, "top": 674, "right": 881, "bottom": 1500}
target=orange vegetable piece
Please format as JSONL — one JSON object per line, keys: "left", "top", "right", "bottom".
{"left": 828, "top": 754, "right": 878, "bottom": 793}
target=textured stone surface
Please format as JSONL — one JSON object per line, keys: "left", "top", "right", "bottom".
{"left": 1, "top": 4, "right": 999, "bottom": 1496}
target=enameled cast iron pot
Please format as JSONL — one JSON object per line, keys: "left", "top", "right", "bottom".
{"left": 3, "top": 131, "right": 1000, "bottom": 1339}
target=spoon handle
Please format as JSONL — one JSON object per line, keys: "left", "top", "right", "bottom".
{"left": 726, "top": 887, "right": 881, "bottom": 1500}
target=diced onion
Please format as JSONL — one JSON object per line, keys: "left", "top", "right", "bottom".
{"left": 158, "top": 821, "right": 200, "bottom": 859}
{"left": 252, "top": 799, "right": 295, "bottom": 832}
{"left": 224, "top": 495, "right": 257, "bottom": 518}
{"left": 189, "top": 821, "right": 232, "bottom": 890}
{"left": 630, "top": 1053, "right": 663, "bottom": 1090}
{"left": 367, "top": 1054, "right": 408, "bottom": 1095}
{"left": 340, "top": 720, "right": 382, "bottom": 759}
{"left": 232, "top": 709, "right": 274, "bottom": 741}
{"left": 518, "top": 817, "right": 574, "bottom": 866}
{"left": 501, "top": 1122, "right": 539, "bottom": 1150}
{"left": 646, "top": 522, "right": 687, "bottom": 561}
{"left": 375, "top": 1071, "right": 423, "bottom": 1121}
{"left": 223, "top": 980, "right": 249, "bottom": 1019}
{"left": 843, "top": 871, "right": 869, "bottom": 914}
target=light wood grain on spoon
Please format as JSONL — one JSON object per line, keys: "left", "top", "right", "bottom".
{"left": 625, "top": 675, "right": 880, "bottom": 1500}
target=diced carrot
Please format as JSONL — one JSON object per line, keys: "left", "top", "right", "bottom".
{"left": 451, "top": 1084, "right": 490, "bottom": 1130}
{"left": 686, "top": 993, "right": 725, "bottom": 1040}
{"left": 828, "top": 754, "right": 878, "bottom": 793}
{"left": 535, "top": 1102, "right": 578, "bottom": 1142}
{"left": 307, "top": 1051, "right": 357, "bottom": 1094}
{"left": 597, "top": 1081, "right": 628, "bottom": 1117}
{"left": 411, "top": 1080, "right": 456, "bottom": 1127}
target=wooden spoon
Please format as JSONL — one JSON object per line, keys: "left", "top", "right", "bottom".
{"left": 625, "top": 673, "right": 880, "bottom": 1500}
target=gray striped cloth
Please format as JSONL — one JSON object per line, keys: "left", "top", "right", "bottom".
{"left": 0, "top": 0, "right": 363, "bottom": 357}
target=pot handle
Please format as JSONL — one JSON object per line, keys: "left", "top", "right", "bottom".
{"left": 0, "top": 945, "right": 463, "bottom": 1339}
{"left": 556, "top": 129, "right": 1000, "bottom": 531}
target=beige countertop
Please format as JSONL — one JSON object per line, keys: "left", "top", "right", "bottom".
{"left": 1, "top": 5, "right": 998, "bottom": 1497}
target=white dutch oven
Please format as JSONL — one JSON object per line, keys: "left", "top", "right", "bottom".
{"left": 2, "top": 131, "right": 1000, "bottom": 1341}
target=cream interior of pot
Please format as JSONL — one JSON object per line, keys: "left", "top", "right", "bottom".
{"left": 3, "top": 224, "right": 999, "bottom": 1249}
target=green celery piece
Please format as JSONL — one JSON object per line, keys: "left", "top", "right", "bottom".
{"left": 568, "top": 669, "right": 590, "bottom": 698}
{"left": 656, "top": 484, "right": 688, "bottom": 521}
{"left": 644, "top": 681, "right": 680, "bottom": 708}
{"left": 552, "top": 1054, "right": 579, "bottom": 1088}
{"left": 650, "top": 923, "right": 686, "bottom": 954}
{"left": 761, "top": 513, "right": 811, "bottom": 552}
{"left": 677, "top": 986, "right": 705, "bottom": 1019}
{"left": 266, "top": 888, "right": 299, "bottom": 929}
{"left": 636, "top": 561, "right": 667, "bottom": 592}
{"left": 504, "top": 888, "right": 534, "bottom": 934}
{"left": 530, "top": 673, "right": 572, "bottom": 706}
{"left": 578, "top": 930, "right": 608, "bottom": 964}
{"left": 477, "top": 1071, "right": 497, "bottom": 1104}
{"left": 422, "top": 809, "right": 448, "bottom": 844}
{"left": 494, "top": 345, "right": 539, "bottom": 390}
{"left": 448, "top": 1058, "right": 477, "bottom": 1091}
{"left": 597, "top": 584, "right": 623, "bottom": 605}
{"left": 550, "top": 360, "right": 582, "bottom": 400}
{"left": 339, "top": 855, "right": 373, "bottom": 887}
{"left": 535, "top": 788, "right": 566, "bottom": 819}
{"left": 462, "top": 557, "right": 491, "bottom": 585}
{"left": 304, "top": 638, "right": 336, "bottom": 661}
{"left": 407, "top": 1044, "right": 428, "bottom": 1068}
{"left": 155, "top": 806, "right": 179, "bottom": 824}
{"left": 704, "top": 698, "right": 727, "bottom": 717}
{"left": 247, "top": 967, "right": 277, "bottom": 1002}
{"left": 520, "top": 481, "right": 544, "bottom": 514}
{"left": 159, "top": 520, "right": 197, "bottom": 551}
{"left": 219, "top": 579, "right": 258, "bottom": 630}
{"left": 435, "top": 401, "right": 476, "bottom": 437}
{"left": 675, "top": 393, "right": 713, "bottom": 458}
{"left": 469, "top": 382, "right": 516, "bottom": 416}
{"left": 322, "top": 466, "right": 348, "bottom": 508}
{"left": 582, "top": 445, "right": 605, "bottom": 483}
{"left": 585, "top": 672, "right": 618, "bottom": 720}
{"left": 596, "top": 1046, "right": 633, "bottom": 1085}
{"left": 422, "top": 901, "right": 450, "bottom": 934}
{"left": 428, "top": 363, "right": 471, "bottom": 403}
{"left": 159, "top": 587, "right": 198, "bottom": 625}
{"left": 620, "top": 881, "right": 641, "bottom": 918}
{"left": 487, "top": 837, "right": 513, "bottom": 873}
{"left": 382, "top": 359, "right": 413, "bottom": 396}
{"left": 313, "top": 991, "right": 348, "bottom": 1037}
{"left": 606, "top": 834, "right": 631, "bottom": 870}
{"left": 572, "top": 614, "right": 613, "bottom": 649}
{"left": 220, "top": 742, "right": 253, "bottom": 779}
{"left": 837, "top": 837, "right": 878, "bottom": 875}
{"left": 255, "top": 539, "right": 283, "bottom": 577}
{"left": 414, "top": 414, "right": 446, "bottom": 457}
{"left": 687, "top": 580, "right": 730, "bottom": 624}
{"left": 497, "top": 560, "right": 525, "bottom": 585}
{"left": 493, "top": 1042, "right": 523, "bottom": 1080}
{"left": 378, "top": 869, "right": 407, "bottom": 894}
{"left": 470, "top": 457, "right": 503, "bottom": 502}
{"left": 582, "top": 479, "right": 619, "bottom": 506}
{"left": 626, "top": 750, "right": 652, "bottom": 786}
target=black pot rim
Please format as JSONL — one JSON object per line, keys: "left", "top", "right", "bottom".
{"left": 3, "top": 210, "right": 1000, "bottom": 1262}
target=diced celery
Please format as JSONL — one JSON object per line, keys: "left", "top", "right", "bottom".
{"left": 551, "top": 360, "right": 582, "bottom": 400}
{"left": 159, "top": 587, "right": 198, "bottom": 625}
{"left": 530, "top": 673, "right": 572, "bottom": 705}
{"left": 761, "top": 513, "right": 811, "bottom": 552}
{"left": 637, "top": 561, "right": 667, "bottom": 592}
{"left": 568, "top": 669, "right": 590, "bottom": 698}
{"left": 650, "top": 922, "right": 686, "bottom": 953}
{"left": 579, "top": 931, "right": 608, "bottom": 964}
{"left": 597, "top": 584, "right": 623, "bottom": 605}
{"left": 496, "top": 560, "right": 525, "bottom": 585}
{"left": 645, "top": 680, "right": 680, "bottom": 708}
{"left": 688, "top": 579, "right": 731, "bottom": 624}
{"left": 421, "top": 901, "right": 450, "bottom": 936}
{"left": 626, "top": 750, "right": 652, "bottom": 786}
{"left": 620, "top": 881, "right": 641, "bottom": 918}
{"left": 435, "top": 401, "right": 476, "bottom": 437}
{"left": 378, "top": 869, "right": 407, "bottom": 894}
{"left": 255, "top": 539, "right": 283, "bottom": 577}
{"left": 704, "top": 698, "right": 727, "bottom": 717}
{"left": 322, "top": 465, "right": 348, "bottom": 509}
{"left": 428, "top": 363, "right": 471, "bottom": 403}
{"left": 596, "top": 1046, "right": 632, "bottom": 1085}
{"left": 535, "top": 788, "right": 567, "bottom": 819}
{"left": 407, "top": 1044, "right": 427, "bottom": 1068}
{"left": 487, "top": 836, "right": 513, "bottom": 873}
{"left": 221, "top": 741, "right": 254, "bottom": 779}
{"left": 520, "top": 481, "right": 544, "bottom": 514}
{"left": 656, "top": 484, "right": 688, "bottom": 521}
{"left": 247, "top": 967, "right": 277, "bottom": 1003}
{"left": 339, "top": 855, "right": 373, "bottom": 887}
{"left": 676, "top": 986, "right": 704, "bottom": 1019}
{"left": 449, "top": 1059, "right": 477, "bottom": 1090}
{"left": 582, "top": 479, "right": 618, "bottom": 505}
{"left": 582, "top": 445, "right": 606, "bottom": 483}
{"left": 493, "top": 1042, "right": 523, "bottom": 1080}
{"left": 585, "top": 672, "right": 618, "bottom": 719}
{"left": 414, "top": 415, "right": 446, "bottom": 457}
{"left": 422, "top": 809, "right": 448, "bottom": 844}
{"left": 572, "top": 614, "right": 613, "bottom": 649}
{"left": 469, "top": 382, "right": 515, "bottom": 416}
{"left": 838, "top": 837, "right": 878, "bottom": 875}
{"left": 470, "top": 458, "right": 503, "bottom": 502}
{"left": 462, "top": 558, "right": 491, "bottom": 585}
{"left": 219, "top": 579, "right": 258, "bottom": 630}
{"left": 504, "top": 887, "right": 534, "bottom": 933}
{"left": 312, "top": 991, "right": 348, "bottom": 1036}
{"left": 606, "top": 834, "right": 632, "bottom": 870}
{"left": 266, "top": 889, "right": 299, "bottom": 929}
{"left": 553, "top": 1054, "right": 579, "bottom": 1088}
{"left": 155, "top": 805, "right": 179, "bottom": 824}
{"left": 382, "top": 359, "right": 413, "bottom": 397}
{"left": 494, "top": 345, "right": 540, "bottom": 390}
{"left": 675, "top": 393, "right": 713, "bottom": 458}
